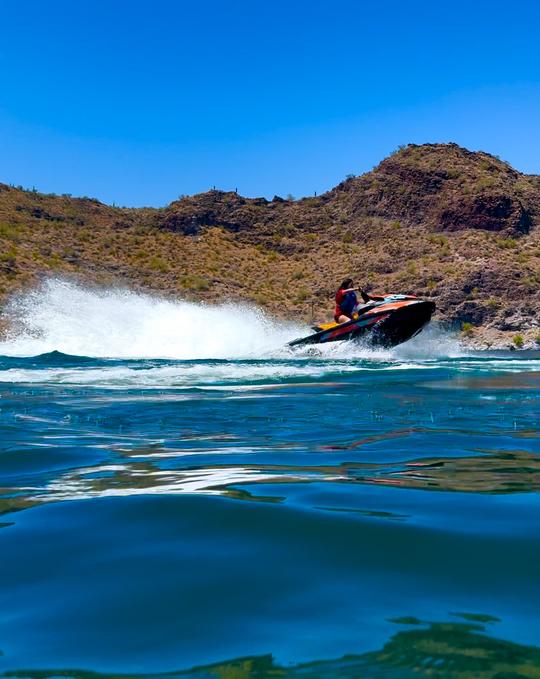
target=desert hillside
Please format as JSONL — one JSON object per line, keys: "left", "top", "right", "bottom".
{"left": 1, "top": 143, "right": 539, "bottom": 347}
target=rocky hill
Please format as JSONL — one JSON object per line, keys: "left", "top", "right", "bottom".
{"left": 0, "top": 143, "right": 539, "bottom": 347}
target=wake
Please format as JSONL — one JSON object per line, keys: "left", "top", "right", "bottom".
{"left": 0, "top": 279, "right": 461, "bottom": 360}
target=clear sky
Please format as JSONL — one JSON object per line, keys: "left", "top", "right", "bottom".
{"left": 1, "top": 0, "right": 540, "bottom": 206}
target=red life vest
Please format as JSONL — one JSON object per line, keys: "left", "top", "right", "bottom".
{"left": 335, "top": 288, "right": 357, "bottom": 320}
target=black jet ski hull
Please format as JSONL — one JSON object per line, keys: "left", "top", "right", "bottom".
{"left": 370, "top": 300, "right": 436, "bottom": 348}
{"left": 288, "top": 298, "right": 435, "bottom": 349}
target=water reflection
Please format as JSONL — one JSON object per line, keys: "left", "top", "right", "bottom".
{"left": 1, "top": 617, "right": 539, "bottom": 678}
{"left": 2, "top": 445, "right": 539, "bottom": 519}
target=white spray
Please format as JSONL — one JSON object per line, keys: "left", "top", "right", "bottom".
{"left": 0, "top": 279, "right": 305, "bottom": 359}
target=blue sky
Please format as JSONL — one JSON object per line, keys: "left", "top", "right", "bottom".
{"left": 1, "top": 0, "right": 539, "bottom": 206}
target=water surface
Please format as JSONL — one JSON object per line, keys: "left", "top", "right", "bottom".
{"left": 0, "top": 282, "right": 539, "bottom": 677}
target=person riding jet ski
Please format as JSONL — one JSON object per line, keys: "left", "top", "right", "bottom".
{"left": 334, "top": 278, "right": 371, "bottom": 323}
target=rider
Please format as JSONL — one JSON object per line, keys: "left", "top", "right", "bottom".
{"left": 334, "top": 278, "right": 370, "bottom": 323}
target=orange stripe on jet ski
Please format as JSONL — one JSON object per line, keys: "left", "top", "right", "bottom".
{"left": 326, "top": 314, "right": 388, "bottom": 340}
{"left": 365, "top": 301, "right": 415, "bottom": 314}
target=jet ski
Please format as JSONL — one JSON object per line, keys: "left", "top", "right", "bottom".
{"left": 288, "top": 294, "right": 436, "bottom": 348}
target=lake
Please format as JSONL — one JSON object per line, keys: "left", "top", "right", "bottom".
{"left": 0, "top": 282, "right": 539, "bottom": 677}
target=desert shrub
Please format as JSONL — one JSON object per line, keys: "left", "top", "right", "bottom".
{"left": 475, "top": 177, "right": 495, "bottom": 190}
{"left": 180, "top": 275, "right": 209, "bottom": 291}
{"left": 0, "top": 245, "right": 17, "bottom": 261}
{"left": 496, "top": 237, "right": 517, "bottom": 249}
{"left": 0, "top": 222, "right": 20, "bottom": 241}
{"left": 148, "top": 256, "right": 169, "bottom": 272}
{"left": 428, "top": 234, "right": 449, "bottom": 247}
{"left": 46, "top": 253, "right": 62, "bottom": 267}
{"left": 254, "top": 293, "right": 269, "bottom": 306}
{"left": 513, "top": 334, "right": 524, "bottom": 348}
{"left": 461, "top": 322, "right": 474, "bottom": 337}
{"left": 276, "top": 224, "right": 294, "bottom": 237}
{"left": 295, "top": 288, "right": 309, "bottom": 303}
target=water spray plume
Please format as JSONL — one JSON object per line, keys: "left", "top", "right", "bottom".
{"left": 0, "top": 279, "right": 462, "bottom": 361}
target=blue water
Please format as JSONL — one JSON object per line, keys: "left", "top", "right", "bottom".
{"left": 1, "top": 343, "right": 539, "bottom": 677}
{"left": 0, "top": 282, "right": 538, "bottom": 677}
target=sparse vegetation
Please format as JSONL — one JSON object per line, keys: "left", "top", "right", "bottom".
{"left": 0, "top": 142, "right": 538, "bottom": 349}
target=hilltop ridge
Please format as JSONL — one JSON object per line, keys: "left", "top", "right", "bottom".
{"left": 1, "top": 143, "right": 539, "bottom": 347}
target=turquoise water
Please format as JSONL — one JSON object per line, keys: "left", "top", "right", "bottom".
{"left": 0, "top": 283, "right": 539, "bottom": 678}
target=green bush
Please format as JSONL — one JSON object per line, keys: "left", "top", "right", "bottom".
{"left": 428, "top": 234, "right": 449, "bottom": 247}
{"left": 0, "top": 246, "right": 17, "bottom": 262}
{"left": 276, "top": 224, "right": 294, "bottom": 237}
{"left": 476, "top": 177, "right": 495, "bottom": 190}
{"left": 180, "top": 275, "right": 209, "bottom": 291}
{"left": 0, "top": 222, "right": 20, "bottom": 240}
{"left": 254, "top": 293, "right": 269, "bottom": 306}
{"left": 295, "top": 288, "right": 309, "bottom": 303}
{"left": 512, "top": 334, "right": 524, "bottom": 348}
{"left": 148, "top": 256, "right": 169, "bottom": 272}
{"left": 461, "top": 322, "right": 474, "bottom": 337}
{"left": 496, "top": 237, "right": 517, "bottom": 249}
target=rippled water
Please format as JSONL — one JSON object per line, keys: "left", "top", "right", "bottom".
{"left": 0, "top": 282, "right": 539, "bottom": 677}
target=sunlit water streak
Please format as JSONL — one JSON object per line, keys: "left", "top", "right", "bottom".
{"left": 0, "top": 281, "right": 539, "bottom": 676}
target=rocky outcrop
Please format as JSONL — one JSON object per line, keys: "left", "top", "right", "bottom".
{"left": 437, "top": 194, "right": 531, "bottom": 234}
{"left": 160, "top": 190, "right": 282, "bottom": 235}
{"left": 328, "top": 143, "right": 539, "bottom": 235}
